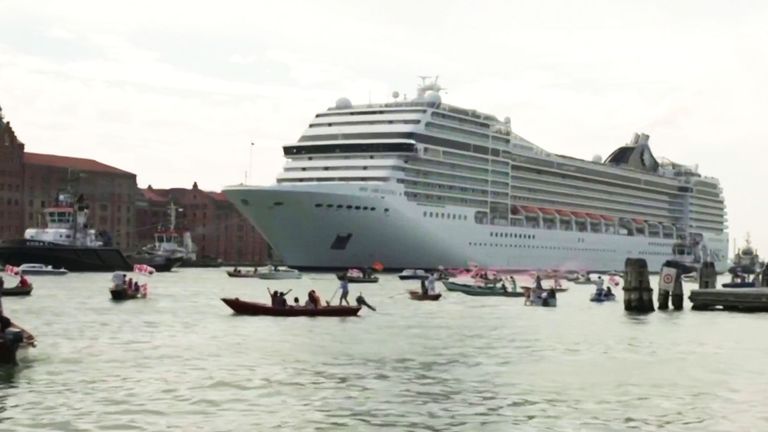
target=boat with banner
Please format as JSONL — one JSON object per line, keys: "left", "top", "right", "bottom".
{"left": 221, "top": 297, "right": 362, "bottom": 317}
{"left": 110, "top": 264, "right": 153, "bottom": 301}
{"left": 0, "top": 192, "right": 131, "bottom": 272}
{"left": 2, "top": 265, "right": 33, "bottom": 296}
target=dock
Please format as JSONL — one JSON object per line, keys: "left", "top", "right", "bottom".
{"left": 689, "top": 288, "right": 768, "bottom": 312}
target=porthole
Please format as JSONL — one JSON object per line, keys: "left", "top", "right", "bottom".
{"left": 371, "top": 207, "right": 377, "bottom": 211}
{"left": 314, "top": 203, "right": 323, "bottom": 208}
{"left": 326, "top": 204, "right": 333, "bottom": 208}
{"left": 336, "top": 205, "right": 343, "bottom": 209}
{"left": 346, "top": 205, "right": 353, "bottom": 209}
{"left": 354, "top": 206, "right": 361, "bottom": 210}
{"left": 273, "top": 201, "right": 284, "bottom": 206}
{"left": 363, "top": 207, "right": 369, "bottom": 210}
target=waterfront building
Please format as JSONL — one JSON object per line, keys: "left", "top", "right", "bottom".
{"left": 0, "top": 106, "right": 25, "bottom": 240}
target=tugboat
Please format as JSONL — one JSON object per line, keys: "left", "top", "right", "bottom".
{"left": 126, "top": 202, "right": 188, "bottom": 272}
{"left": 729, "top": 234, "right": 762, "bottom": 275}
{"left": 0, "top": 192, "right": 131, "bottom": 272}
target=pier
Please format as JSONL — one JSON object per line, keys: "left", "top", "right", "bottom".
{"left": 689, "top": 288, "right": 768, "bottom": 312}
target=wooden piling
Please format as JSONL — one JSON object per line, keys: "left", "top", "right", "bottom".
{"left": 698, "top": 261, "right": 717, "bottom": 289}
{"left": 623, "top": 258, "right": 655, "bottom": 313}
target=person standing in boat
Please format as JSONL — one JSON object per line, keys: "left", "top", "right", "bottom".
{"left": 534, "top": 274, "right": 543, "bottom": 290}
{"left": 427, "top": 273, "right": 438, "bottom": 294}
{"left": 594, "top": 276, "right": 605, "bottom": 298}
{"left": 339, "top": 275, "right": 350, "bottom": 305}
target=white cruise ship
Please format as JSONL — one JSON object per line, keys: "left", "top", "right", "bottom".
{"left": 224, "top": 78, "right": 728, "bottom": 272}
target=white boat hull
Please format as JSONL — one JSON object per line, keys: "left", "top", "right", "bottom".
{"left": 224, "top": 183, "right": 729, "bottom": 272}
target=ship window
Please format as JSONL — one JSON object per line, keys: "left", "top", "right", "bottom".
{"left": 273, "top": 202, "right": 284, "bottom": 206}
{"left": 384, "top": 209, "right": 389, "bottom": 213}
{"left": 371, "top": 207, "right": 376, "bottom": 211}
{"left": 240, "top": 199, "right": 250, "bottom": 206}
{"left": 346, "top": 205, "right": 353, "bottom": 209}
{"left": 363, "top": 207, "right": 369, "bottom": 210}
{"left": 326, "top": 204, "right": 333, "bottom": 208}
{"left": 315, "top": 204, "right": 323, "bottom": 207}
{"left": 336, "top": 205, "right": 343, "bottom": 208}
{"left": 354, "top": 206, "right": 361, "bottom": 210}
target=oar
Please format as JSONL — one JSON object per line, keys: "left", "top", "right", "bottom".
{"left": 387, "top": 291, "right": 409, "bottom": 299}
{"left": 328, "top": 287, "right": 340, "bottom": 304}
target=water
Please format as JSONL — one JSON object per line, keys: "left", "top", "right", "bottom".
{"left": 1, "top": 270, "right": 767, "bottom": 431}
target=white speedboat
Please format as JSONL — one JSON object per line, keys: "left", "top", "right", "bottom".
{"left": 254, "top": 266, "right": 302, "bottom": 280}
{"left": 18, "top": 263, "right": 68, "bottom": 276}
{"left": 398, "top": 269, "right": 429, "bottom": 280}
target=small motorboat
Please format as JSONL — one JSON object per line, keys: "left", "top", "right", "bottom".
{"left": 109, "top": 264, "right": 153, "bottom": 301}
{"left": 3, "top": 286, "right": 33, "bottom": 296}
{"left": 226, "top": 269, "right": 258, "bottom": 278}
{"left": 442, "top": 281, "right": 524, "bottom": 297}
{"left": 590, "top": 293, "right": 617, "bottom": 302}
{"left": 2, "top": 265, "right": 33, "bottom": 296}
{"left": 407, "top": 290, "right": 442, "bottom": 301}
{"left": 526, "top": 294, "right": 557, "bottom": 307}
{"left": 398, "top": 269, "right": 430, "bottom": 281}
{"left": 110, "top": 288, "right": 146, "bottom": 301}
{"left": 254, "top": 266, "right": 302, "bottom": 280}
{"left": 221, "top": 297, "right": 362, "bottom": 317}
{"left": 18, "top": 263, "right": 68, "bottom": 276}
{"left": 338, "top": 269, "right": 379, "bottom": 283}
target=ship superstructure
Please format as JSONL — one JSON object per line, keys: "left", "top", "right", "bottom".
{"left": 225, "top": 78, "right": 728, "bottom": 271}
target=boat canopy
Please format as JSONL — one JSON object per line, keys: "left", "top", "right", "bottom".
{"left": 585, "top": 213, "right": 602, "bottom": 221}
{"left": 520, "top": 206, "right": 539, "bottom": 215}
{"left": 570, "top": 211, "right": 587, "bottom": 219}
{"left": 555, "top": 209, "right": 572, "bottom": 218}
{"left": 632, "top": 218, "right": 646, "bottom": 225}
{"left": 601, "top": 215, "right": 616, "bottom": 222}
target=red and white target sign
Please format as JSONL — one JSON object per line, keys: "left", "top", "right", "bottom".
{"left": 659, "top": 267, "right": 677, "bottom": 291}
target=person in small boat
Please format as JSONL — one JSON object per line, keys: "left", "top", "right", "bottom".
{"left": 17, "top": 275, "right": 31, "bottom": 289}
{"left": 268, "top": 288, "right": 280, "bottom": 306}
{"left": 293, "top": 297, "right": 300, "bottom": 307}
{"left": 534, "top": 274, "right": 543, "bottom": 290}
{"left": 126, "top": 277, "right": 133, "bottom": 290}
{"left": 133, "top": 280, "right": 141, "bottom": 294}
{"left": 427, "top": 273, "right": 438, "bottom": 294}
{"left": 0, "top": 313, "right": 34, "bottom": 348}
{"left": 305, "top": 291, "right": 315, "bottom": 308}
{"left": 420, "top": 279, "right": 428, "bottom": 296}
{"left": 339, "top": 275, "right": 350, "bottom": 305}
{"left": 278, "top": 290, "right": 292, "bottom": 308}
{"left": 233, "top": 267, "right": 240, "bottom": 274}
{"left": 0, "top": 276, "right": 4, "bottom": 290}
{"left": 594, "top": 276, "right": 605, "bottom": 298}
{"left": 605, "top": 286, "right": 614, "bottom": 298}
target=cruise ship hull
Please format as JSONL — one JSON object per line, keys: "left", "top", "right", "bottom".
{"left": 225, "top": 184, "right": 729, "bottom": 272}
{"left": 0, "top": 239, "right": 132, "bottom": 272}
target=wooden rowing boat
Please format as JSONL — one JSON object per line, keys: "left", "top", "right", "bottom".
{"left": 442, "top": 281, "right": 524, "bottom": 297}
{"left": 407, "top": 290, "right": 442, "bottom": 301}
{"left": 2, "top": 286, "right": 33, "bottom": 296}
{"left": 226, "top": 270, "right": 258, "bottom": 278}
{"left": 110, "top": 288, "right": 146, "bottom": 301}
{"left": 221, "top": 297, "right": 362, "bottom": 317}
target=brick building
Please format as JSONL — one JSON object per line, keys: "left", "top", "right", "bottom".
{"left": 136, "top": 182, "right": 270, "bottom": 264}
{"left": 0, "top": 107, "right": 25, "bottom": 239}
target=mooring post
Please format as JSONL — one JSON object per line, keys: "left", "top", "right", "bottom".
{"left": 698, "top": 261, "right": 717, "bottom": 289}
{"left": 659, "top": 260, "right": 693, "bottom": 311}
{"left": 623, "top": 258, "right": 655, "bottom": 313}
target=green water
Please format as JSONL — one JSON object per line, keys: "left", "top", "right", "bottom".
{"left": 0, "top": 270, "right": 765, "bottom": 431}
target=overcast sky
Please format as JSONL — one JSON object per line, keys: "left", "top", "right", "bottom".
{"left": 1, "top": 0, "right": 766, "bottom": 251}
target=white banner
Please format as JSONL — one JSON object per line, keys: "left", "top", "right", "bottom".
{"left": 659, "top": 266, "right": 677, "bottom": 292}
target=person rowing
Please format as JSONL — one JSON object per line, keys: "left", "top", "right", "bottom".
{"left": 339, "top": 275, "right": 350, "bottom": 305}
{"left": 0, "top": 313, "right": 35, "bottom": 348}
{"left": 594, "top": 276, "right": 605, "bottom": 299}
{"left": 426, "top": 273, "right": 438, "bottom": 294}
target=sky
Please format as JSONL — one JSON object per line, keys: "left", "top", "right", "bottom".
{"left": 1, "top": 0, "right": 767, "bottom": 252}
